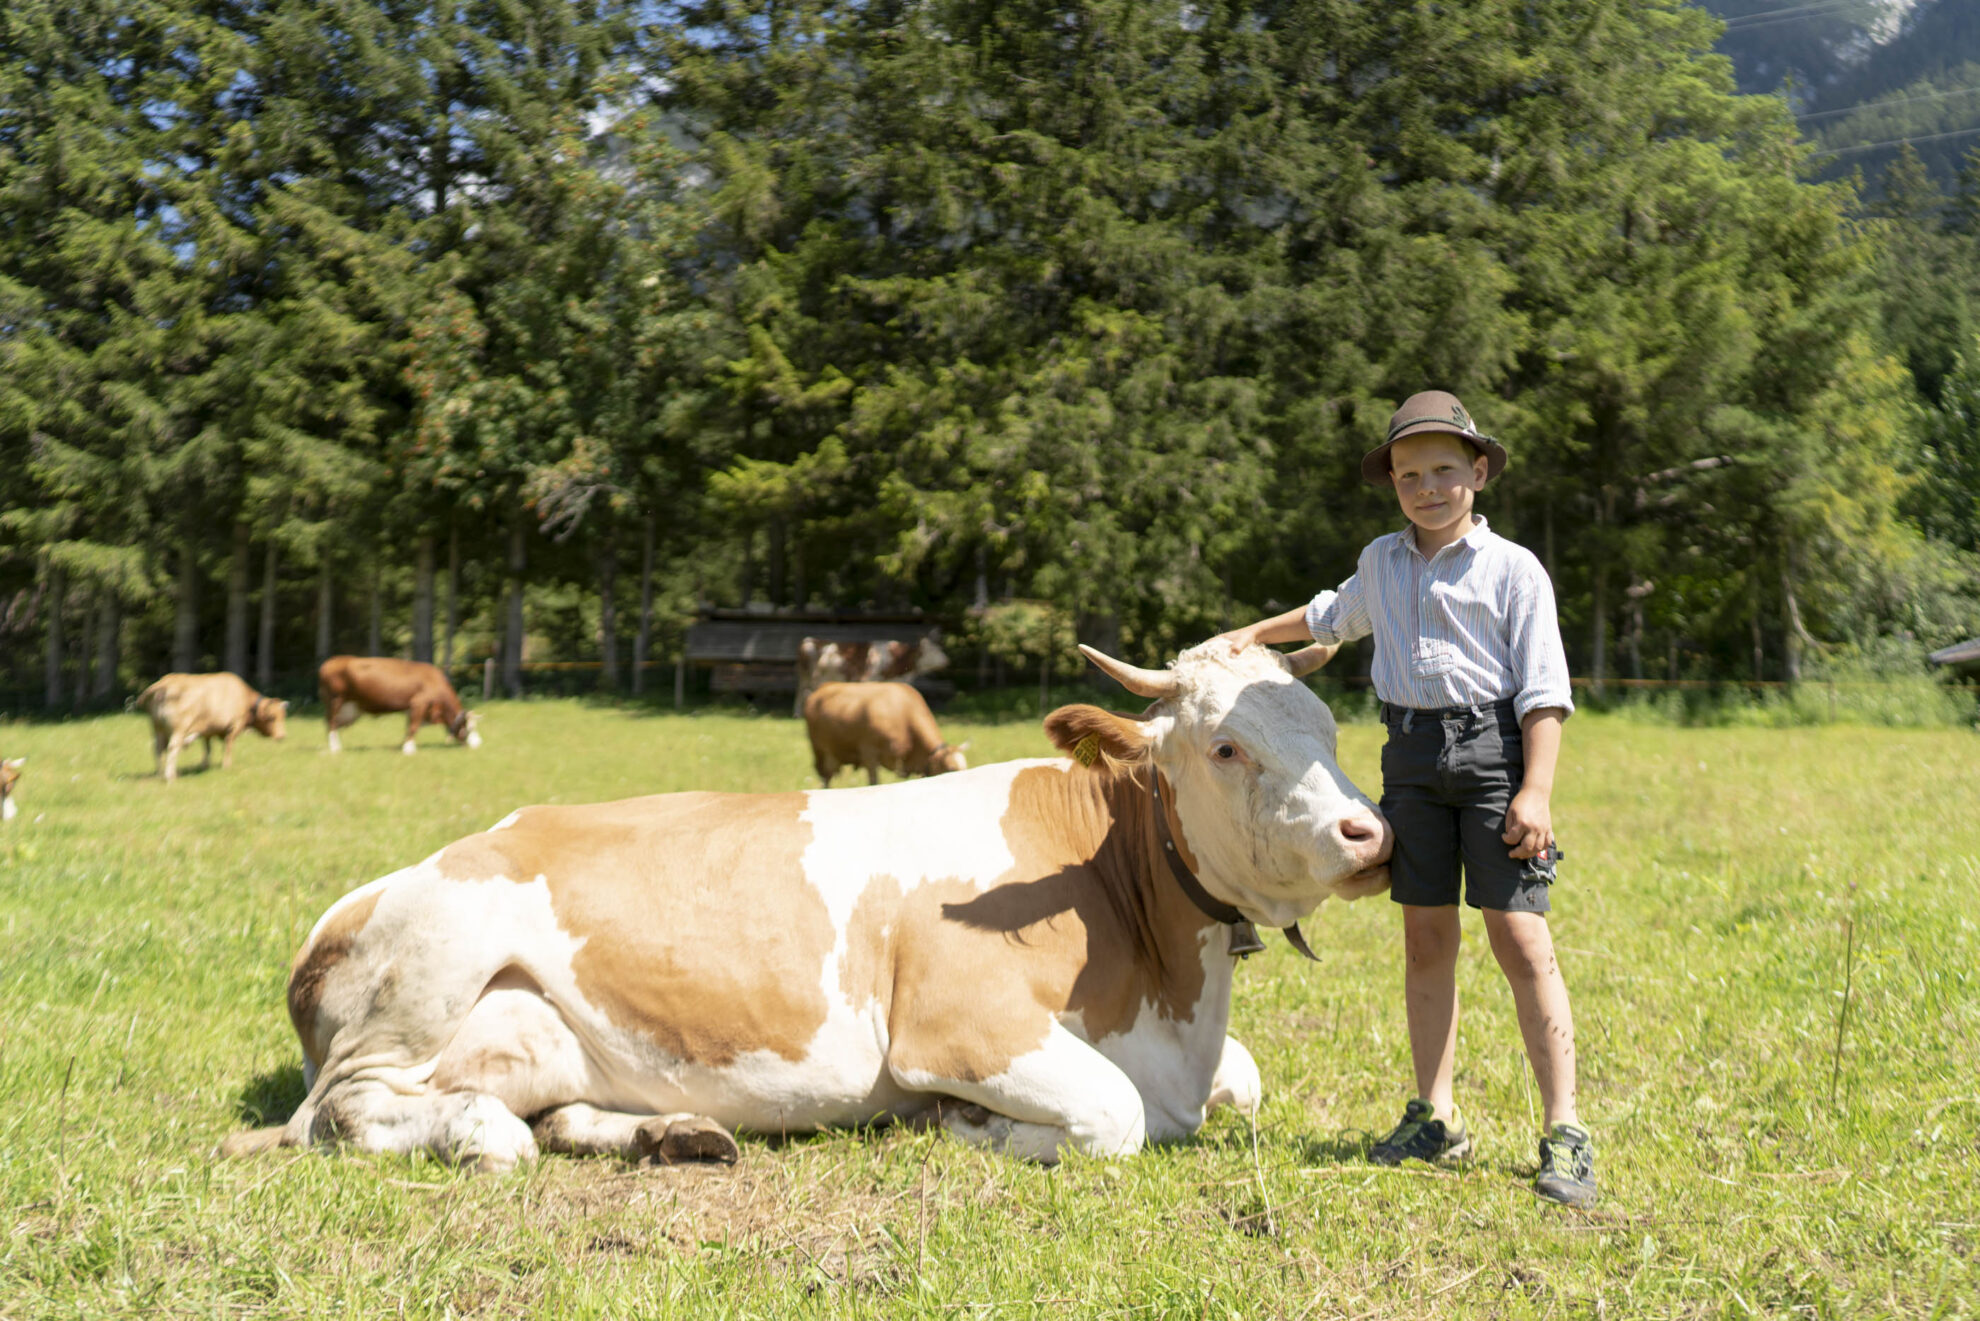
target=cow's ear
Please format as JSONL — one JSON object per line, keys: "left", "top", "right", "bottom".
{"left": 1043, "top": 705, "right": 1149, "bottom": 767}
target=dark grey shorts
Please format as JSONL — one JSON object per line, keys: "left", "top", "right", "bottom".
{"left": 1379, "top": 699, "right": 1556, "bottom": 913}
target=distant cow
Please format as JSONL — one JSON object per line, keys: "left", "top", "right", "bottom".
{"left": 803, "top": 682, "right": 970, "bottom": 787}
{"left": 318, "top": 656, "right": 480, "bottom": 755}
{"left": 1, "top": 757, "right": 22, "bottom": 822}
{"left": 793, "top": 635, "right": 949, "bottom": 716}
{"left": 136, "top": 673, "right": 290, "bottom": 783}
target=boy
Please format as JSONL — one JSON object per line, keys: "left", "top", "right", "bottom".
{"left": 1215, "top": 390, "right": 1594, "bottom": 1206}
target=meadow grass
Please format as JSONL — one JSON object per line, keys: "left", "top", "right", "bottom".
{"left": 0, "top": 698, "right": 1975, "bottom": 1318}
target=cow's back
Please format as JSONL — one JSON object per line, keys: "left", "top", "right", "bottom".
{"left": 141, "top": 672, "right": 254, "bottom": 734}
{"left": 320, "top": 656, "right": 455, "bottom": 712}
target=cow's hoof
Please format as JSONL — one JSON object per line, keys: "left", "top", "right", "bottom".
{"left": 636, "top": 1115, "right": 739, "bottom": 1166}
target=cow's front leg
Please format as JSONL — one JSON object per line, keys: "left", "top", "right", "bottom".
{"left": 199, "top": 736, "right": 214, "bottom": 770}
{"left": 532, "top": 1103, "right": 739, "bottom": 1165}
{"left": 1206, "top": 1035, "right": 1262, "bottom": 1118}
{"left": 222, "top": 727, "right": 241, "bottom": 769}
{"left": 891, "top": 1021, "right": 1146, "bottom": 1164}
{"left": 299, "top": 1076, "right": 539, "bottom": 1172}
{"left": 401, "top": 714, "right": 421, "bottom": 755}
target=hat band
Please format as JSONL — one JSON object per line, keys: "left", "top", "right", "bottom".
{"left": 1387, "top": 413, "right": 1480, "bottom": 442}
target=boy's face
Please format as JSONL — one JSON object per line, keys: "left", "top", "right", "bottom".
{"left": 1389, "top": 432, "right": 1488, "bottom": 539}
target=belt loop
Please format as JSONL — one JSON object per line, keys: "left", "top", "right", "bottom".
{"left": 1402, "top": 708, "right": 1415, "bottom": 734}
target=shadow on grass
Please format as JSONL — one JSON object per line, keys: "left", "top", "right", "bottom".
{"left": 1293, "top": 1132, "right": 1377, "bottom": 1167}
{"left": 236, "top": 1063, "right": 308, "bottom": 1127}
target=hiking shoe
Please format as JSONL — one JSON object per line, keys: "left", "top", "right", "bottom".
{"left": 1370, "top": 1098, "right": 1472, "bottom": 1167}
{"left": 1534, "top": 1122, "right": 1597, "bottom": 1206}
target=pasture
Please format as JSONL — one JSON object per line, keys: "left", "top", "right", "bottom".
{"left": 0, "top": 698, "right": 1975, "bottom": 1318}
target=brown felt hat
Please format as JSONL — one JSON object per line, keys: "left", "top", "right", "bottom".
{"left": 1361, "top": 390, "right": 1508, "bottom": 485}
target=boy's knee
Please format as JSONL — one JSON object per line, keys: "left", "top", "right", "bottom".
{"left": 1401, "top": 906, "right": 1461, "bottom": 966}
{"left": 1483, "top": 908, "right": 1552, "bottom": 968}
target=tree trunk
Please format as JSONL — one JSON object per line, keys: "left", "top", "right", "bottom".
{"left": 444, "top": 525, "right": 460, "bottom": 670}
{"left": 739, "top": 526, "right": 755, "bottom": 606}
{"left": 256, "top": 543, "right": 279, "bottom": 690}
{"left": 1543, "top": 501, "right": 1557, "bottom": 584}
{"left": 598, "top": 525, "right": 619, "bottom": 692}
{"left": 1589, "top": 563, "right": 1608, "bottom": 700}
{"left": 1625, "top": 576, "right": 1646, "bottom": 682}
{"left": 1751, "top": 583, "right": 1765, "bottom": 683}
{"left": 315, "top": 563, "right": 333, "bottom": 664}
{"left": 173, "top": 547, "right": 201, "bottom": 672}
{"left": 633, "top": 513, "right": 654, "bottom": 695}
{"left": 1782, "top": 544, "right": 1810, "bottom": 686}
{"left": 503, "top": 517, "right": 527, "bottom": 698}
{"left": 95, "top": 593, "right": 120, "bottom": 698}
{"left": 76, "top": 585, "right": 97, "bottom": 710}
{"left": 367, "top": 557, "right": 383, "bottom": 656}
{"left": 44, "top": 561, "right": 66, "bottom": 709}
{"left": 1667, "top": 633, "right": 1679, "bottom": 683}
{"left": 768, "top": 516, "right": 787, "bottom": 606}
{"left": 225, "top": 522, "right": 252, "bottom": 677}
{"left": 412, "top": 533, "right": 436, "bottom": 663}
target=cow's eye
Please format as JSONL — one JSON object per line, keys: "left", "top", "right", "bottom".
{"left": 1212, "top": 741, "right": 1239, "bottom": 762}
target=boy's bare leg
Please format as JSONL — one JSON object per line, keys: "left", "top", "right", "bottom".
{"left": 1482, "top": 909, "right": 1579, "bottom": 1128}
{"left": 1401, "top": 904, "right": 1462, "bottom": 1119}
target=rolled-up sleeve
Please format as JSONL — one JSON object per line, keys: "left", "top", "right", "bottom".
{"left": 1507, "top": 560, "right": 1574, "bottom": 721}
{"left": 1306, "top": 575, "right": 1371, "bottom": 646}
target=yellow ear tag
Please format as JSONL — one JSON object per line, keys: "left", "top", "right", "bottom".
{"left": 1072, "top": 733, "right": 1102, "bottom": 767}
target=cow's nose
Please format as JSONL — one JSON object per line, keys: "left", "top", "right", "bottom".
{"left": 1336, "top": 808, "right": 1393, "bottom": 865}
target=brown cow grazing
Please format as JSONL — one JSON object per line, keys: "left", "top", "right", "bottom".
{"left": 136, "top": 673, "right": 289, "bottom": 783}
{"left": 319, "top": 656, "right": 480, "bottom": 755}
{"left": 1, "top": 757, "right": 22, "bottom": 822}
{"left": 793, "top": 635, "right": 949, "bottom": 716}
{"left": 804, "top": 682, "right": 969, "bottom": 786}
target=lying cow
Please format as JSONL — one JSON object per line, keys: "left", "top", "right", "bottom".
{"left": 1, "top": 757, "right": 22, "bottom": 822}
{"left": 136, "top": 673, "right": 289, "bottom": 783}
{"left": 793, "top": 635, "right": 948, "bottom": 716}
{"left": 319, "top": 656, "right": 480, "bottom": 755}
{"left": 804, "top": 682, "right": 969, "bottom": 786}
{"left": 220, "top": 641, "right": 1389, "bottom": 1171}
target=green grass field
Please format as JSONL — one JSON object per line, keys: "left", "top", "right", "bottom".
{"left": 1, "top": 699, "right": 1975, "bottom": 1318}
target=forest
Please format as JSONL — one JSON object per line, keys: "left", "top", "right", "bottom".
{"left": 4, "top": 0, "right": 1980, "bottom": 708}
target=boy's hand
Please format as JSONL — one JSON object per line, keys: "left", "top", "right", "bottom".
{"left": 1210, "top": 625, "right": 1262, "bottom": 656}
{"left": 1501, "top": 786, "right": 1554, "bottom": 860}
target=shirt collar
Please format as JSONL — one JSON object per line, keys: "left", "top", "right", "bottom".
{"left": 1398, "top": 515, "right": 1491, "bottom": 562}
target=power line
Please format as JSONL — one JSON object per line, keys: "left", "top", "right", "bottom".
{"left": 1723, "top": 1, "right": 1887, "bottom": 33}
{"left": 1809, "top": 123, "right": 1980, "bottom": 157}
{"left": 1720, "top": 0, "right": 1870, "bottom": 23}
{"left": 1798, "top": 84, "right": 1980, "bottom": 122}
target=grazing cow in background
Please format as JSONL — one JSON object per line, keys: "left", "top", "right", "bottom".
{"left": 219, "top": 641, "right": 1391, "bottom": 1172}
{"left": 318, "top": 656, "right": 480, "bottom": 755}
{"left": 136, "top": 673, "right": 289, "bottom": 783}
{"left": 1, "top": 757, "right": 22, "bottom": 822}
{"left": 803, "top": 682, "right": 970, "bottom": 786}
{"left": 793, "top": 634, "right": 949, "bottom": 716}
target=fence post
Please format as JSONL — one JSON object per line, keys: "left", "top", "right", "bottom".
{"left": 483, "top": 656, "right": 495, "bottom": 702}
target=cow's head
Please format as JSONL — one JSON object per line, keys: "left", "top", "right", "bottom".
{"left": 251, "top": 698, "right": 289, "bottom": 741}
{"left": 1047, "top": 642, "right": 1391, "bottom": 929}
{"left": 912, "top": 635, "right": 950, "bottom": 676}
{"left": 0, "top": 757, "right": 22, "bottom": 822}
{"left": 927, "top": 741, "right": 970, "bottom": 776}
{"left": 450, "top": 709, "right": 482, "bottom": 749}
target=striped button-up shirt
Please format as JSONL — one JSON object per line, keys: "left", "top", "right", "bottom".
{"left": 1304, "top": 517, "right": 1574, "bottom": 721}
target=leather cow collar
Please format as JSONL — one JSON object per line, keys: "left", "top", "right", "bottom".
{"left": 1147, "top": 770, "right": 1318, "bottom": 962}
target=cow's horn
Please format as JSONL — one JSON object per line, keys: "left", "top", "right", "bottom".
{"left": 1078, "top": 645, "right": 1181, "bottom": 700}
{"left": 1282, "top": 643, "right": 1338, "bottom": 678}
{"left": 1282, "top": 922, "right": 1320, "bottom": 962}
